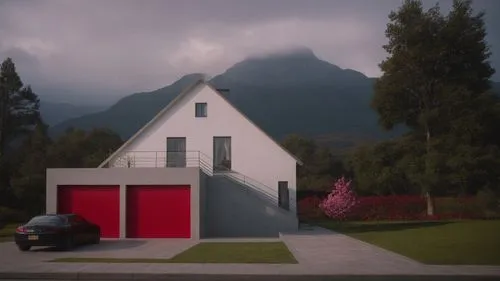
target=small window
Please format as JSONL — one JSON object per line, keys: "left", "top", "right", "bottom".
{"left": 195, "top": 103, "right": 207, "bottom": 117}
{"left": 278, "top": 181, "right": 290, "bottom": 210}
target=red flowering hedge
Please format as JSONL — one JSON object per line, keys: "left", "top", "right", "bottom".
{"left": 297, "top": 195, "right": 483, "bottom": 221}
{"left": 297, "top": 196, "right": 326, "bottom": 220}
{"left": 348, "top": 195, "right": 425, "bottom": 221}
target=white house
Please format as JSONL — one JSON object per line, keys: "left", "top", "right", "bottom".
{"left": 46, "top": 78, "right": 302, "bottom": 239}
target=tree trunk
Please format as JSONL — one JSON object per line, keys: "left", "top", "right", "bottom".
{"left": 424, "top": 125, "right": 435, "bottom": 216}
{"left": 0, "top": 85, "right": 7, "bottom": 160}
{"left": 0, "top": 94, "right": 5, "bottom": 159}
{"left": 425, "top": 191, "right": 434, "bottom": 216}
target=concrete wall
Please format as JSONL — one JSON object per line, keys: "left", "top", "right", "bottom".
{"left": 199, "top": 170, "right": 209, "bottom": 238}
{"left": 205, "top": 175, "right": 298, "bottom": 238}
{"left": 46, "top": 167, "right": 201, "bottom": 239}
{"left": 109, "top": 83, "right": 298, "bottom": 214}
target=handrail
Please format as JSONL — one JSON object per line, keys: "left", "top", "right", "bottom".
{"left": 184, "top": 151, "right": 284, "bottom": 207}
{"left": 107, "top": 150, "right": 294, "bottom": 211}
{"left": 195, "top": 151, "right": 288, "bottom": 209}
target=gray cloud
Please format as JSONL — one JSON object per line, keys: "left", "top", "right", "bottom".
{"left": 0, "top": 0, "right": 499, "bottom": 105}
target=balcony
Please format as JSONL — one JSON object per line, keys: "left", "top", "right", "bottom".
{"left": 108, "top": 151, "right": 220, "bottom": 174}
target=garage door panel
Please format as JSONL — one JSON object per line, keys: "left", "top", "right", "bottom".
{"left": 127, "top": 185, "right": 190, "bottom": 238}
{"left": 58, "top": 185, "right": 120, "bottom": 238}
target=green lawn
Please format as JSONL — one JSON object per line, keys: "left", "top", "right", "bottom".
{"left": 52, "top": 242, "right": 298, "bottom": 264}
{"left": 0, "top": 223, "right": 17, "bottom": 242}
{"left": 317, "top": 220, "right": 500, "bottom": 265}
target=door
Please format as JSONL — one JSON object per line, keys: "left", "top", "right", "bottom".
{"left": 166, "top": 137, "right": 186, "bottom": 167}
{"left": 126, "top": 185, "right": 191, "bottom": 238}
{"left": 278, "top": 181, "right": 290, "bottom": 210}
{"left": 57, "top": 185, "right": 120, "bottom": 238}
{"left": 213, "top": 137, "right": 231, "bottom": 171}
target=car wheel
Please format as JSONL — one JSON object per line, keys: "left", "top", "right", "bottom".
{"left": 17, "top": 245, "right": 31, "bottom": 252}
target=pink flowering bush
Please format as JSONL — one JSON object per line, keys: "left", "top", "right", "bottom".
{"left": 319, "top": 177, "right": 358, "bottom": 220}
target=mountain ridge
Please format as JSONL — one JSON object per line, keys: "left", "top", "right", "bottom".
{"left": 48, "top": 48, "right": 500, "bottom": 152}
{"left": 40, "top": 101, "right": 106, "bottom": 126}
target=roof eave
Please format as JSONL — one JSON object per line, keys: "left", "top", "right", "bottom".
{"left": 97, "top": 79, "right": 206, "bottom": 168}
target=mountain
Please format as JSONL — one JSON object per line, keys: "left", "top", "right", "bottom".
{"left": 209, "top": 51, "right": 390, "bottom": 142}
{"left": 45, "top": 49, "right": 412, "bottom": 152}
{"left": 49, "top": 73, "right": 205, "bottom": 136}
{"left": 40, "top": 101, "right": 107, "bottom": 126}
{"left": 218, "top": 47, "right": 368, "bottom": 88}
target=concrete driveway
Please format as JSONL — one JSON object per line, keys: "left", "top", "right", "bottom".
{"left": 0, "top": 239, "right": 196, "bottom": 269}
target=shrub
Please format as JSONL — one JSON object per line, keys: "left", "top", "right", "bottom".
{"left": 0, "top": 206, "right": 29, "bottom": 225}
{"left": 434, "top": 196, "right": 482, "bottom": 219}
{"left": 297, "top": 196, "right": 325, "bottom": 220}
{"left": 348, "top": 195, "right": 426, "bottom": 221}
{"left": 476, "top": 188, "right": 500, "bottom": 219}
{"left": 319, "top": 177, "right": 358, "bottom": 220}
{"left": 298, "top": 194, "right": 495, "bottom": 221}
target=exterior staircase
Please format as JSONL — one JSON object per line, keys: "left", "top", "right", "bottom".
{"left": 107, "top": 150, "right": 296, "bottom": 213}
{"left": 106, "top": 150, "right": 299, "bottom": 237}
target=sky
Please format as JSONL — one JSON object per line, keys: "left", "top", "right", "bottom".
{"left": 1, "top": 0, "right": 499, "bottom": 105}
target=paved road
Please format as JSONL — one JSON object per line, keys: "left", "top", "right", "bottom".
{"left": 0, "top": 275, "right": 499, "bottom": 281}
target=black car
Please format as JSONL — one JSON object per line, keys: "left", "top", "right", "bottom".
{"left": 14, "top": 214, "right": 100, "bottom": 251}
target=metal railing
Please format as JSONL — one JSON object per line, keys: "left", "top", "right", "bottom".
{"left": 211, "top": 168, "right": 296, "bottom": 213}
{"left": 110, "top": 150, "right": 203, "bottom": 167}
{"left": 108, "top": 150, "right": 294, "bottom": 212}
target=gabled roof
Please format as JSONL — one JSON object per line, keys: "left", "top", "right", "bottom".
{"left": 98, "top": 79, "right": 303, "bottom": 167}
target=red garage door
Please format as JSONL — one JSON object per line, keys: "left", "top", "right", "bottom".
{"left": 127, "top": 185, "right": 190, "bottom": 238}
{"left": 58, "top": 185, "right": 120, "bottom": 238}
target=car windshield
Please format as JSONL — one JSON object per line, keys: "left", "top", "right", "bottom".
{"left": 26, "top": 216, "right": 65, "bottom": 226}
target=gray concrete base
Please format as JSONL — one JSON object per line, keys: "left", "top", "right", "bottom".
{"left": 46, "top": 168, "right": 202, "bottom": 239}
{"left": 204, "top": 174, "right": 298, "bottom": 238}
{"left": 46, "top": 168, "right": 299, "bottom": 240}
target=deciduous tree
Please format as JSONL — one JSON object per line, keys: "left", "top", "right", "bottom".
{"left": 282, "top": 134, "right": 347, "bottom": 190}
{"left": 47, "top": 128, "right": 123, "bottom": 168}
{"left": 372, "top": 0, "right": 495, "bottom": 215}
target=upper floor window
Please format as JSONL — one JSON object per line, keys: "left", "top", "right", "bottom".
{"left": 195, "top": 103, "right": 207, "bottom": 117}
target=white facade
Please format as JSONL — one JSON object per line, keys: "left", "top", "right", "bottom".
{"left": 105, "top": 82, "right": 300, "bottom": 213}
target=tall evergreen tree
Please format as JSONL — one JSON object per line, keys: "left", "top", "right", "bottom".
{"left": 10, "top": 121, "right": 51, "bottom": 215}
{"left": 0, "top": 58, "right": 40, "bottom": 206}
{"left": 0, "top": 58, "right": 40, "bottom": 158}
{"left": 372, "top": 0, "right": 495, "bottom": 215}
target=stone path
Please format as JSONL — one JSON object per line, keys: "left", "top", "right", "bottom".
{"left": 279, "top": 226, "right": 500, "bottom": 276}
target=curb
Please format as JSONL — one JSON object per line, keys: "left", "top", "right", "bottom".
{"left": 1, "top": 272, "right": 499, "bottom": 281}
